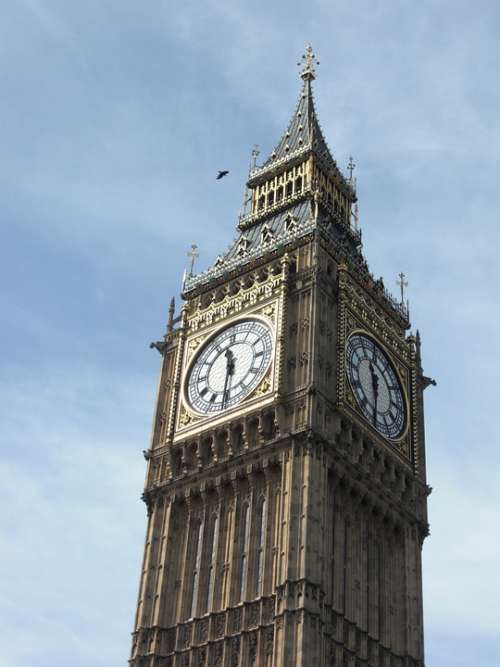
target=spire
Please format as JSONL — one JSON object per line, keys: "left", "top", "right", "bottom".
{"left": 259, "top": 45, "right": 335, "bottom": 171}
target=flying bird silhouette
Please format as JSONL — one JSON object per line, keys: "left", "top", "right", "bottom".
{"left": 216, "top": 170, "right": 229, "bottom": 180}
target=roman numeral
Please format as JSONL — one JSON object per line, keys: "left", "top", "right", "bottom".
{"left": 200, "top": 387, "right": 208, "bottom": 397}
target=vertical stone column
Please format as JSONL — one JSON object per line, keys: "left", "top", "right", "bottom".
{"left": 152, "top": 496, "right": 173, "bottom": 626}
{"left": 132, "top": 507, "right": 154, "bottom": 634}
{"left": 137, "top": 495, "right": 167, "bottom": 628}
{"left": 166, "top": 306, "right": 188, "bottom": 445}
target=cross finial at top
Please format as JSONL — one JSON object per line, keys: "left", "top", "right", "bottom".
{"left": 396, "top": 272, "right": 408, "bottom": 304}
{"left": 298, "top": 44, "right": 319, "bottom": 81}
{"left": 251, "top": 144, "right": 260, "bottom": 171}
{"left": 347, "top": 156, "right": 356, "bottom": 181}
{"left": 187, "top": 244, "right": 200, "bottom": 276}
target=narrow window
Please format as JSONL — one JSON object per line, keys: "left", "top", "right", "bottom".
{"left": 276, "top": 186, "right": 283, "bottom": 202}
{"left": 285, "top": 181, "right": 293, "bottom": 198}
{"left": 294, "top": 176, "right": 302, "bottom": 193}
{"left": 267, "top": 191, "right": 274, "bottom": 206}
{"left": 206, "top": 513, "right": 219, "bottom": 612}
{"left": 256, "top": 498, "right": 267, "bottom": 596}
{"left": 258, "top": 195, "right": 265, "bottom": 210}
{"left": 189, "top": 520, "right": 203, "bottom": 618}
{"left": 239, "top": 504, "right": 250, "bottom": 601}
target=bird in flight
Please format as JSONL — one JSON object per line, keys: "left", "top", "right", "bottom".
{"left": 216, "top": 170, "right": 229, "bottom": 180}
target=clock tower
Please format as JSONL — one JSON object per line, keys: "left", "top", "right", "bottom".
{"left": 130, "top": 46, "right": 432, "bottom": 667}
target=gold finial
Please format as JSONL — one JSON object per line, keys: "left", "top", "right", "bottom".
{"left": 298, "top": 44, "right": 319, "bottom": 81}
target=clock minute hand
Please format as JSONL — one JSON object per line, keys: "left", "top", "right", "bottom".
{"left": 369, "top": 362, "right": 379, "bottom": 426}
{"left": 222, "top": 349, "right": 235, "bottom": 407}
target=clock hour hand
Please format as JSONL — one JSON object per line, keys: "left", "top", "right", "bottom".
{"left": 369, "top": 362, "right": 379, "bottom": 426}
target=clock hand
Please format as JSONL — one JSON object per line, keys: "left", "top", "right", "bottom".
{"left": 369, "top": 362, "right": 379, "bottom": 426}
{"left": 222, "top": 349, "right": 235, "bottom": 407}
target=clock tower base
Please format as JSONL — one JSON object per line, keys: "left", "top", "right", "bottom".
{"left": 131, "top": 425, "right": 425, "bottom": 667}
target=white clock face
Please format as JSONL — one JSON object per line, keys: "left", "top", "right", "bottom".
{"left": 346, "top": 333, "right": 406, "bottom": 439}
{"left": 186, "top": 319, "right": 274, "bottom": 415}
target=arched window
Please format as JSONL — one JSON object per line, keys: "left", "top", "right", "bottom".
{"left": 255, "top": 497, "right": 267, "bottom": 596}
{"left": 239, "top": 503, "right": 250, "bottom": 601}
{"left": 206, "top": 513, "right": 219, "bottom": 613}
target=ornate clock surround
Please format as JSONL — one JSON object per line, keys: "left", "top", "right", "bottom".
{"left": 336, "top": 262, "right": 419, "bottom": 467}
{"left": 174, "top": 259, "right": 289, "bottom": 441}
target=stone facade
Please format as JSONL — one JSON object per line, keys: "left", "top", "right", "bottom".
{"left": 130, "top": 47, "right": 431, "bottom": 667}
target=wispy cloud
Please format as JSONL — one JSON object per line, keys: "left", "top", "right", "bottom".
{"left": 2, "top": 1, "right": 500, "bottom": 664}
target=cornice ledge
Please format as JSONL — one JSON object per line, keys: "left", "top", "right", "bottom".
{"left": 183, "top": 221, "right": 316, "bottom": 297}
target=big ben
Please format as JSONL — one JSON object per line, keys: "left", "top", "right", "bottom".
{"left": 130, "top": 46, "right": 432, "bottom": 667}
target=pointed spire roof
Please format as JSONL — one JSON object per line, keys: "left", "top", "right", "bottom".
{"left": 256, "top": 45, "right": 336, "bottom": 174}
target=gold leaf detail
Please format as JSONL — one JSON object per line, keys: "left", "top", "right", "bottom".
{"left": 254, "top": 376, "right": 271, "bottom": 397}
{"left": 188, "top": 336, "right": 203, "bottom": 355}
{"left": 262, "top": 304, "right": 276, "bottom": 320}
{"left": 179, "top": 407, "right": 193, "bottom": 427}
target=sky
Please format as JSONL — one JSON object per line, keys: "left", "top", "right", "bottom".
{"left": 1, "top": 1, "right": 499, "bottom": 665}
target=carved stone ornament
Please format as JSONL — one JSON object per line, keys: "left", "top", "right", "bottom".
{"left": 253, "top": 374, "right": 272, "bottom": 398}
{"left": 187, "top": 272, "right": 283, "bottom": 333}
{"left": 264, "top": 626, "right": 274, "bottom": 655}
{"left": 248, "top": 601, "right": 259, "bottom": 627}
{"left": 179, "top": 406, "right": 194, "bottom": 427}
{"left": 187, "top": 335, "right": 204, "bottom": 359}
{"left": 214, "top": 613, "right": 225, "bottom": 638}
{"left": 213, "top": 642, "right": 223, "bottom": 667}
{"left": 196, "top": 647, "right": 207, "bottom": 666}
{"left": 198, "top": 618, "right": 208, "bottom": 643}
{"left": 231, "top": 607, "right": 242, "bottom": 632}
{"left": 179, "top": 624, "right": 191, "bottom": 649}
{"left": 262, "top": 303, "right": 277, "bottom": 321}
{"left": 230, "top": 636, "right": 240, "bottom": 667}
{"left": 262, "top": 596, "right": 275, "bottom": 623}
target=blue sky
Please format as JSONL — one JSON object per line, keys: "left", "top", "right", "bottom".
{"left": 1, "top": 1, "right": 499, "bottom": 665}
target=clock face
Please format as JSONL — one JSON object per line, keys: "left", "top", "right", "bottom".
{"left": 346, "top": 333, "right": 406, "bottom": 439}
{"left": 186, "top": 318, "right": 274, "bottom": 415}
